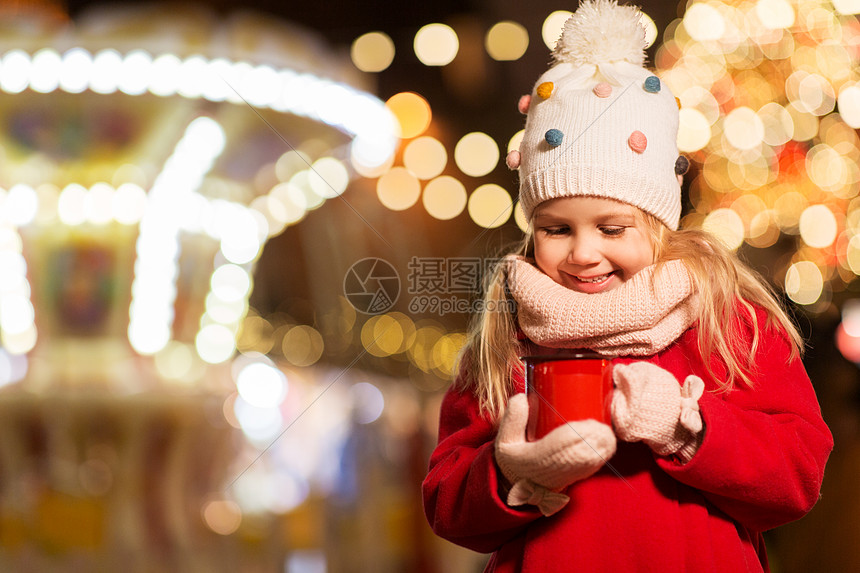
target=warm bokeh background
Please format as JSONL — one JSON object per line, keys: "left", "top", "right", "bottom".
{"left": 0, "top": 0, "right": 857, "bottom": 571}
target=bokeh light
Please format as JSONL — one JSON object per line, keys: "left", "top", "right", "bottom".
{"left": 414, "top": 23, "right": 459, "bottom": 66}
{"left": 785, "top": 261, "right": 823, "bottom": 305}
{"left": 468, "top": 184, "right": 513, "bottom": 229}
{"left": 403, "top": 136, "right": 447, "bottom": 180}
{"left": 377, "top": 167, "right": 421, "bottom": 211}
{"left": 351, "top": 32, "right": 395, "bottom": 72}
{"left": 542, "top": 11, "right": 572, "bottom": 50}
{"left": 485, "top": 21, "right": 529, "bottom": 61}
{"left": 423, "top": 176, "right": 467, "bottom": 220}
{"left": 454, "top": 132, "right": 499, "bottom": 177}
{"left": 385, "top": 92, "right": 432, "bottom": 139}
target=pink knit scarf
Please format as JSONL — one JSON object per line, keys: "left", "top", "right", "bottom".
{"left": 505, "top": 256, "right": 698, "bottom": 356}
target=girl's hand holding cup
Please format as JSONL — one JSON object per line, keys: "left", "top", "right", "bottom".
{"left": 611, "top": 362, "right": 706, "bottom": 462}
{"left": 494, "top": 393, "right": 616, "bottom": 516}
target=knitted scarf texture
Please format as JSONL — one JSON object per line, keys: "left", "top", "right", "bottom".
{"left": 505, "top": 256, "right": 698, "bottom": 356}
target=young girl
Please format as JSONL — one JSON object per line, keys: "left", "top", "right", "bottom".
{"left": 422, "top": 1, "right": 833, "bottom": 571}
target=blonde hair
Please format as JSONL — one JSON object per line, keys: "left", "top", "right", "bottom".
{"left": 457, "top": 211, "right": 803, "bottom": 419}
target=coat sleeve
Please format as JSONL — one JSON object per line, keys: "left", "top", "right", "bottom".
{"left": 656, "top": 313, "right": 833, "bottom": 532}
{"left": 422, "top": 376, "right": 541, "bottom": 553}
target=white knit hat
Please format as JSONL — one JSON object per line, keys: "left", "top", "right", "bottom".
{"left": 507, "top": 0, "right": 687, "bottom": 230}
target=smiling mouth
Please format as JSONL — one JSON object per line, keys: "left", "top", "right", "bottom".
{"left": 576, "top": 272, "right": 613, "bottom": 283}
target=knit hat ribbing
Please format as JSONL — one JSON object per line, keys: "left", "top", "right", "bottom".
{"left": 513, "top": 0, "right": 684, "bottom": 230}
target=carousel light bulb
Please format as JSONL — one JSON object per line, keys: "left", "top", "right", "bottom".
{"left": 118, "top": 50, "right": 153, "bottom": 96}
{"left": 308, "top": 157, "right": 349, "bottom": 199}
{"left": 203, "top": 58, "right": 233, "bottom": 101}
{"left": 149, "top": 53, "right": 182, "bottom": 97}
{"left": 59, "top": 47, "right": 93, "bottom": 93}
{"left": 178, "top": 55, "right": 209, "bottom": 99}
{"left": 90, "top": 49, "right": 123, "bottom": 94}
{"left": 196, "top": 323, "right": 237, "bottom": 364}
{"left": 113, "top": 183, "right": 147, "bottom": 225}
{"left": 0, "top": 50, "right": 31, "bottom": 94}
{"left": 29, "top": 48, "right": 62, "bottom": 94}
{"left": 210, "top": 264, "right": 252, "bottom": 302}
{"left": 0, "top": 296, "right": 35, "bottom": 335}
{"left": 87, "top": 183, "right": 114, "bottom": 225}
{"left": 6, "top": 184, "right": 38, "bottom": 227}
{"left": 58, "top": 184, "right": 88, "bottom": 226}
{"left": 236, "top": 362, "right": 288, "bottom": 408}
{"left": 246, "top": 64, "right": 281, "bottom": 107}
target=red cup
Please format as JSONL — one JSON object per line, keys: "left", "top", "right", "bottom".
{"left": 523, "top": 353, "right": 613, "bottom": 441}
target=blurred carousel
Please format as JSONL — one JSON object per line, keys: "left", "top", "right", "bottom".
{"left": 0, "top": 2, "right": 399, "bottom": 571}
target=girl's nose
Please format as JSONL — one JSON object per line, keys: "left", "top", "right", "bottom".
{"left": 566, "top": 237, "right": 601, "bottom": 266}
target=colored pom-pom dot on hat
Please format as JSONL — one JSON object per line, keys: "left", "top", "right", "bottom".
{"left": 506, "top": 150, "right": 521, "bottom": 170}
{"left": 537, "top": 82, "right": 554, "bottom": 99}
{"left": 545, "top": 129, "right": 564, "bottom": 147}
{"left": 593, "top": 82, "right": 612, "bottom": 98}
{"left": 628, "top": 131, "right": 647, "bottom": 153}
{"left": 675, "top": 155, "right": 690, "bottom": 175}
{"left": 643, "top": 76, "right": 661, "bottom": 93}
{"left": 518, "top": 94, "right": 532, "bottom": 114}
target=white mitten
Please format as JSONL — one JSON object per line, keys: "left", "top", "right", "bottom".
{"left": 494, "top": 393, "right": 616, "bottom": 516}
{"left": 611, "top": 362, "right": 705, "bottom": 462}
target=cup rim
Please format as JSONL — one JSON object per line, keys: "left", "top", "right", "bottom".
{"left": 520, "top": 351, "right": 612, "bottom": 362}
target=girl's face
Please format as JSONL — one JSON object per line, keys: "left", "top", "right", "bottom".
{"left": 532, "top": 196, "right": 655, "bottom": 294}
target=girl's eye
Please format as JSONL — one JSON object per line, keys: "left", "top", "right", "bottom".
{"left": 600, "top": 226, "right": 625, "bottom": 236}
{"left": 541, "top": 226, "right": 569, "bottom": 236}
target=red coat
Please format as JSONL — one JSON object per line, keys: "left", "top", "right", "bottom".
{"left": 422, "top": 310, "right": 833, "bottom": 572}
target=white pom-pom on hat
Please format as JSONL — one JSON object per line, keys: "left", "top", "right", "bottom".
{"left": 553, "top": 0, "right": 647, "bottom": 68}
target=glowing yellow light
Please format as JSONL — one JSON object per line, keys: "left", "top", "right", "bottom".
{"left": 403, "top": 136, "right": 447, "bottom": 180}
{"left": 377, "top": 167, "right": 421, "bottom": 211}
{"left": 786, "top": 102, "right": 819, "bottom": 142}
{"left": 388, "top": 311, "right": 417, "bottom": 353}
{"left": 756, "top": 0, "right": 795, "bottom": 29}
{"left": 703, "top": 208, "right": 745, "bottom": 250}
{"left": 454, "top": 132, "right": 499, "bottom": 177}
{"left": 798, "top": 74, "right": 835, "bottom": 117}
{"left": 196, "top": 324, "right": 236, "bottom": 364}
{"left": 683, "top": 3, "right": 725, "bottom": 41}
{"left": 308, "top": 157, "right": 349, "bottom": 199}
{"left": 508, "top": 130, "right": 525, "bottom": 154}
{"left": 799, "top": 205, "right": 838, "bottom": 248}
{"left": 724, "top": 107, "right": 765, "bottom": 151}
{"left": 838, "top": 85, "right": 860, "bottom": 129}
{"left": 514, "top": 202, "right": 528, "bottom": 233}
{"left": 758, "top": 102, "right": 794, "bottom": 146}
{"left": 680, "top": 86, "right": 720, "bottom": 125}
{"left": 385, "top": 92, "right": 432, "bottom": 139}
{"left": 677, "top": 108, "right": 712, "bottom": 152}
{"left": 486, "top": 21, "right": 529, "bottom": 61}
{"left": 282, "top": 325, "right": 324, "bottom": 367}
{"left": 468, "top": 184, "right": 513, "bottom": 229}
{"left": 832, "top": 0, "right": 860, "bottom": 15}
{"left": 361, "top": 314, "right": 404, "bottom": 357}
{"left": 407, "top": 325, "right": 444, "bottom": 372}
{"left": 542, "top": 11, "right": 573, "bottom": 50}
{"left": 154, "top": 341, "right": 195, "bottom": 382}
{"left": 202, "top": 500, "right": 242, "bottom": 536}
{"left": 432, "top": 333, "right": 467, "bottom": 377}
{"left": 414, "top": 23, "right": 459, "bottom": 66}
{"left": 639, "top": 12, "right": 659, "bottom": 48}
{"left": 847, "top": 235, "right": 860, "bottom": 274}
{"left": 351, "top": 31, "right": 395, "bottom": 73}
{"left": 774, "top": 192, "right": 808, "bottom": 232}
{"left": 1, "top": 324, "right": 37, "bottom": 355}
{"left": 423, "top": 176, "right": 467, "bottom": 220}
{"left": 785, "top": 261, "right": 823, "bottom": 305}
{"left": 807, "top": 145, "right": 847, "bottom": 191}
